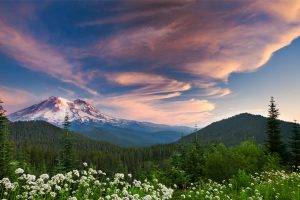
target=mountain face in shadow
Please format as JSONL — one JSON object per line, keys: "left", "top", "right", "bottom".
{"left": 181, "top": 113, "right": 298, "bottom": 146}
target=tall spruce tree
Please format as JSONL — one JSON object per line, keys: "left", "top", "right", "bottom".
{"left": 265, "top": 97, "right": 286, "bottom": 159}
{"left": 290, "top": 120, "right": 300, "bottom": 167}
{"left": 61, "top": 114, "right": 75, "bottom": 172}
{"left": 0, "top": 100, "right": 13, "bottom": 178}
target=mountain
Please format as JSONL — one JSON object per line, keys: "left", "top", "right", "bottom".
{"left": 180, "top": 113, "right": 299, "bottom": 146}
{"left": 9, "top": 96, "right": 192, "bottom": 146}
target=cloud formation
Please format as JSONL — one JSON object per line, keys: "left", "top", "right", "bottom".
{"left": 96, "top": 95, "right": 214, "bottom": 125}
{"left": 93, "top": 0, "right": 300, "bottom": 81}
{"left": 0, "top": 86, "right": 35, "bottom": 113}
{"left": 81, "top": 0, "right": 300, "bottom": 124}
{"left": 106, "top": 72, "right": 191, "bottom": 96}
{"left": 1, "top": 1, "right": 300, "bottom": 125}
{"left": 0, "top": 18, "right": 97, "bottom": 95}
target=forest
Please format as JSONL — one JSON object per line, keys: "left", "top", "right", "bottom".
{"left": 0, "top": 97, "right": 300, "bottom": 200}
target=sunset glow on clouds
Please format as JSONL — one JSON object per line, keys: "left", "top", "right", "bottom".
{"left": 0, "top": 0, "right": 300, "bottom": 125}
{"left": 0, "top": 86, "right": 35, "bottom": 112}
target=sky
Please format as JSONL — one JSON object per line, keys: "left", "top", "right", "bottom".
{"left": 0, "top": 0, "right": 299, "bottom": 126}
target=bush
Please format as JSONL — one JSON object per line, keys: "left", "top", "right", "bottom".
{"left": 166, "top": 141, "right": 281, "bottom": 183}
{"left": 202, "top": 144, "right": 240, "bottom": 182}
{"left": 155, "top": 144, "right": 205, "bottom": 188}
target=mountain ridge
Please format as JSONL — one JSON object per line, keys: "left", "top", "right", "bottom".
{"left": 180, "top": 112, "right": 299, "bottom": 146}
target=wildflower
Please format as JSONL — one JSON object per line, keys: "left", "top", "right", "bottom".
{"left": 15, "top": 168, "right": 24, "bottom": 174}
{"left": 50, "top": 192, "right": 56, "bottom": 198}
{"left": 39, "top": 174, "right": 49, "bottom": 180}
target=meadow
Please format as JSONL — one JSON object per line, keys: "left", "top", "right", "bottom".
{"left": 175, "top": 169, "right": 300, "bottom": 200}
{"left": 1, "top": 164, "right": 299, "bottom": 200}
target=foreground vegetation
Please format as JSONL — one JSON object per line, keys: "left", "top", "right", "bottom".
{"left": 176, "top": 169, "right": 300, "bottom": 200}
{"left": 0, "top": 163, "right": 173, "bottom": 200}
{"left": 1, "top": 165, "right": 299, "bottom": 200}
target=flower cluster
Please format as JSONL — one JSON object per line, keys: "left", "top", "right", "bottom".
{"left": 178, "top": 170, "right": 300, "bottom": 200}
{"left": 0, "top": 163, "right": 173, "bottom": 200}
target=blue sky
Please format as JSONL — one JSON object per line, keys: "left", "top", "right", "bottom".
{"left": 0, "top": 1, "right": 299, "bottom": 126}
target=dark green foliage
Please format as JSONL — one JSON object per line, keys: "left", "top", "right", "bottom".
{"left": 159, "top": 141, "right": 280, "bottom": 186}
{"left": 174, "top": 143, "right": 204, "bottom": 183}
{"left": 8, "top": 120, "right": 177, "bottom": 176}
{"left": 154, "top": 143, "right": 204, "bottom": 188}
{"left": 265, "top": 97, "right": 286, "bottom": 160}
{"left": 202, "top": 141, "right": 279, "bottom": 182}
{"left": 289, "top": 121, "right": 300, "bottom": 167}
{"left": 0, "top": 100, "right": 13, "bottom": 178}
{"left": 61, "top": 114, "right": 76, "bottom": 172}
{"left": 181, "top": 113, "right": 296, "bottom": 146}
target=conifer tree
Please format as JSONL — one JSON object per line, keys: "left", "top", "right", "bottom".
{"left": 265, "top": 97, "right": 286, "bottom": 159}
{"left": 290, "top": 120, "right": 300, "bottom": 167}
{"left": 61, "top": 114, "right": 75, "bottom": 172}
{"left": 0, "top": 99, "right": 13, "bottom": 178}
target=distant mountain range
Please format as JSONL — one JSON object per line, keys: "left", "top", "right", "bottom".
{"left": 181, "top": 113, "right": 299, "bottom": 146}
{"left": 8, "top": 96, "right": 192, "bottom": 146}
{"left": 8, "top": 104, "right": 298, "bottom": 148}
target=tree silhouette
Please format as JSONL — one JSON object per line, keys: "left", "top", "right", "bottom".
{"left": 290, "top": 120, "right": 300, "bottom": 167}
{"left": 61, "top": 114, "right": 75, "bottom": 172}
{"left": 0, "top": 99, "right": 13, "bottom": 178}
{"left": 265, "top": 97, "right": 286, "bottom": 160}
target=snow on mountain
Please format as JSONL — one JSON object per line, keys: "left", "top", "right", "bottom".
{"left": 8, "top": 96, "right": 118, "bottom": 125}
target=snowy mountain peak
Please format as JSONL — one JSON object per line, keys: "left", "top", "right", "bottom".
{"left": 8, "top": 96, "right": 192, "bottom": 146}
{"left": 8, "top": 96, "right": 114, "bottom": 125}
{"left": 42, "top": 96, "right": 72, "bottom": 111}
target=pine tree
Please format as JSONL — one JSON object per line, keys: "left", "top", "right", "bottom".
{"left": 290, "top": 120, "right": 300, "bottom": 167}
{"left": 0, "top": 99, "right": 13, "bottom": 178}
{"left": 61, "top": 114, "right": 75, "bottom": 172}
{"left": 265, "top": 97, "right": 286, "bottom": 159}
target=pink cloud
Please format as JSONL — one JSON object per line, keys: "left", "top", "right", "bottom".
{"left": 0, "top": 86, "right": 35, "bottom": 113}
{"left": 96, "top": 96, "right": 214, "bottom": 125}
{"left": 106, "top": 72, "right": 191, "bottom": 96}
{"left": 92, "top": 72, "right": 214, "bottom": 125}
{"left": 92, "top": 1, "right": 300, "bottom": 82}
{"left": 0, "top": 18, "right": 98, "bottom": 95}
{"left": 254, "top": 1, "right": 300, "bottom": 23}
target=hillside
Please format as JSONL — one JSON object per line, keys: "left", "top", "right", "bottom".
{"left": 8, "top": 120, "right": 176, "bottom": 175}
{"left": 9, "top": 120, "right": 120, "bottom": 152}
{"left": 181, "top": 113, "right": 299, "bottom": 146}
